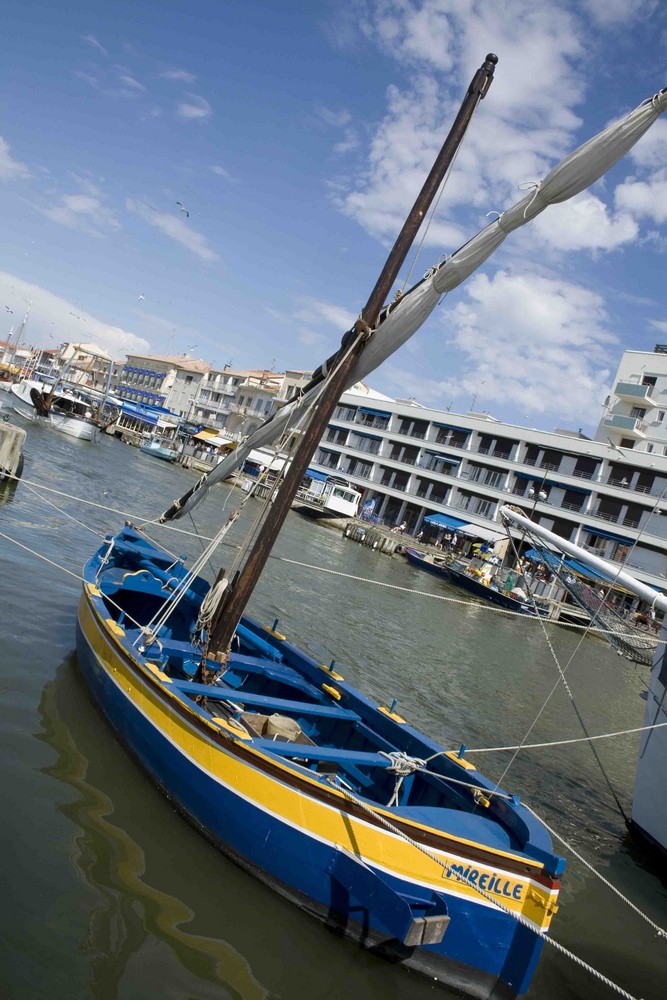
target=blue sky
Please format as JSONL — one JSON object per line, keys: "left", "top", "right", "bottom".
{"left": 1, "top": 0, "right": 666, "bottom": 432}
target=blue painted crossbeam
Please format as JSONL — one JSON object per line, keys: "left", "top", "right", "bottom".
{"left": 171, "top": 679, "right": 361, "bottom": 720}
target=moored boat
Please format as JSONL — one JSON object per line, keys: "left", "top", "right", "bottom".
{"left": 78, "top": 523, "right": 563, "bottom": 998}
{"left": 11, "top": 378, "right": 98, "bottom": 441}
{"left": 404, "top": 545, "right": 453, "bottom": 579}
{"left": 139, "top": 437, "right": 180, "bottom": 462}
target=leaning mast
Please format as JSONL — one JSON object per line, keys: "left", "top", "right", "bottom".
{"left": 206, "top": 54, "right": 498, "bottom": 659}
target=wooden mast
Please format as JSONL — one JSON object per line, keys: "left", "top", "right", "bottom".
{"left": 206, "top": 54, "right": 498, "bottom": 659}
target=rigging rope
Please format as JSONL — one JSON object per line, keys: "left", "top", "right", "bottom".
{"left": 497, "top": 515, "right": 631, "bottom": 824}
{"left": 329, "top": 780, "right": 643, "bottom": 1000}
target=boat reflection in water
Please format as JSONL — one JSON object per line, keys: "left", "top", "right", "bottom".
{"left": 37, "top": 656, "right": 269, "bottom": 1000}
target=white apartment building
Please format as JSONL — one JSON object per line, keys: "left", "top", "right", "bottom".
{"left": 596, "top": 345, "right": 667, "bottom": 456}
{"left": 192, "top": 369, "right": 289, "bottom": 440}
{"left": 118, "top": 354, "right": 210, "bottom": 417}
{"left": 310, "top": 388, "right": 667, "bottom": 592}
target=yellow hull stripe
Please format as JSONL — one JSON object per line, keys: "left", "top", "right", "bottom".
{"left": 79, "top": 592, "right": 559, "bottom": 930}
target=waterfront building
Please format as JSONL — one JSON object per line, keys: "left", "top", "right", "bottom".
{"left": 309, "top": 386, "right": 667, "bottom": 592}
{"left": 59, "top": 342, "right": 113, "bottom": 391}
{"left": 192, "top": 368, "right": 288, "bottom": 441}
{"left": 116, "top": 353, "right": 210, "bottom": 416}
{"left": 596, "top": 345, "right": 667, "bottom": 455}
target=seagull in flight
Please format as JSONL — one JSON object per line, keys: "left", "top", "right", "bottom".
{"left": 176, "top": 202, "right": 190, "bottom": 218}
{"left": 138, "top": 294, "right": 145, "bottom": 301}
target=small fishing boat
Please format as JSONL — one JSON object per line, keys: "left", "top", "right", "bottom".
{"left": 11, "top": 378, "right": 98, "bottom": 441}
{"left": 405, "top": 545, "right": 549, "bottom": 617}
{"left": 75, "top": 60, "right": 667, "bottom": 997}
{"left": 445, "top": 561, "right": 550, "bottom": 617}
{"left": 139, "top": 437, "right": 180, "bottom": 462}
{"left": 404, "top": 546, "right": 453, "bottom": 580}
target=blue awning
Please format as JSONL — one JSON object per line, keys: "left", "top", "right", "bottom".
{"left": 585, "top": 526, "right": 634, "bottom": 546}
{"left": 423, "top": 452, "right": 460, "bottom": 465}
{"left": 305, "top": 468, "right": 328, "bottom": 481}
{"left": 525, "top": 549, "right": 614, "bottom": 583}
{"left": 433, "top": 423, "right": 470, "bottom": 435}
{"left": 423, "top": 513, "right": 468, "bottom": 529}
{"left": 120, "top": 402, "right": 158, "bottom": 426}
{"left": 358, "top": 406, "right": 391, "bottom": 419}
{"left": 352, "top": 431, "right": 382, "bottom": 441}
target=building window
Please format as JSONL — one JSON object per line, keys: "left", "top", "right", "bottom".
{"left": 630, "top": 407, "right": 646, "bottom": 419}
{"left": 646, "top": 444, "right": 654, "bottom": 453}
{"left": 658, "top": 410, "right": 665, "bottom": 421}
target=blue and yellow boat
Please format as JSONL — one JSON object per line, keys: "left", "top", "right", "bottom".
{"left": 77, "top": 525, "right": 563, "bottom": 999}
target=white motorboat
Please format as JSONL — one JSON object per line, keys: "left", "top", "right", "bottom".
{"left": 11, "top": 378, "right": 98, "bottom": 441}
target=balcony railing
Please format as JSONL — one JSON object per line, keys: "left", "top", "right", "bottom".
{"left": 477, "top": 446, "right": 513, "bottom": 460}
{"left": 603, "top": 415, "right": 647, "bottom": 437}
{"left": 592, "top": 508, "right": 624, "bottom": 524}
{"left": 614, "top": 380, "right": 654, "bottom": 403}
{"left": 523, "top": 457, "right": 561, "bottom": 471}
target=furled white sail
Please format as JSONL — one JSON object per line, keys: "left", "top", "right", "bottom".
{"left": 499, "top": 505, "right": 667, "bottom": 614}
{"left": 162, "top": 88, "right": 666, "bottom": 521}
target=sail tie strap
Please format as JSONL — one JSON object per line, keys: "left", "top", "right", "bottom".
{"left": 517, "top": 179, "right": 542, "bottom": 218}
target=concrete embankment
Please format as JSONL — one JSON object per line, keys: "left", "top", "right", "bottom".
{"left": 0, "top": 421, "right": 26, "bottom": 479}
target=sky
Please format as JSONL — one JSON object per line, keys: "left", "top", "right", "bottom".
{"left": 1, "top": 0, "right": 666, "bottom": 434}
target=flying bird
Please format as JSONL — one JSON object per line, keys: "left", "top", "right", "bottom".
{"left": 176, "top": 202, "right": 189, "bottom": 218}
{"left": 138, "top": 294, "right": 145, "bottom": 301}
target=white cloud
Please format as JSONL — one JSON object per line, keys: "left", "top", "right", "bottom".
{"left": 0, "top": 270, "right": 150, "bottom": 358}
{"left": 176, "top": 94, "right": 212, "bottom": 121}
{"left": 627, "top": 118, "right": 667, "bottom": 169}
{"left": 126, "top": 198, "right": 219, "bottom": 262}
{"left": 650, "top": 319, "right": 667, "bottom": 334}
{"left": 0, "top": 136, "right": 30, "bottom": 180}
{"left": 82, "top": 33, "right": 108, "bottom": 57}
{"left": 210, "top": 164, "right": 232, "bottom": 180}
{"left": 40, "top": 187, "right": 120, "bottom": 235}
{"left": 160, "top": 68, "right": 196, "bottom": 84}
{"left": 580, "top": 0, "right": 658, "bottom": 27}
{"left": 530, "top": 192, "right": 639, "bottom": 251}
{"left": 293, "top": 297, "right": 357, "bottom": 332}
{"left": 332, "top": 1, "right": 660, "bottom": 261}
{"left": 386, "top": 269, "right": 616, "bottom": 427}
{"left": 117, "top": 72, "right": 146, "bottom": 93}
{"left": 614, "top": 173, "right": 667, "bottom": 225}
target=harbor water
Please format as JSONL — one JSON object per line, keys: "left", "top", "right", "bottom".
{"left": 1, "top": 425, "right": 665, "bottom": 1000}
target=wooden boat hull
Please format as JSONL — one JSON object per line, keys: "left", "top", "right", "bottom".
{"left": 76, "top": 529, "right": 562, "bottom": 998}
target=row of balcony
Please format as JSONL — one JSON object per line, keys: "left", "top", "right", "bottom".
{"left": 320, "top": 455, "right": 656, "bottom": 533}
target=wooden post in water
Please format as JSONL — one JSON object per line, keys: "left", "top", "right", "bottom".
{"left": 207, "top": 54, "right": 498, "bottom": 659}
